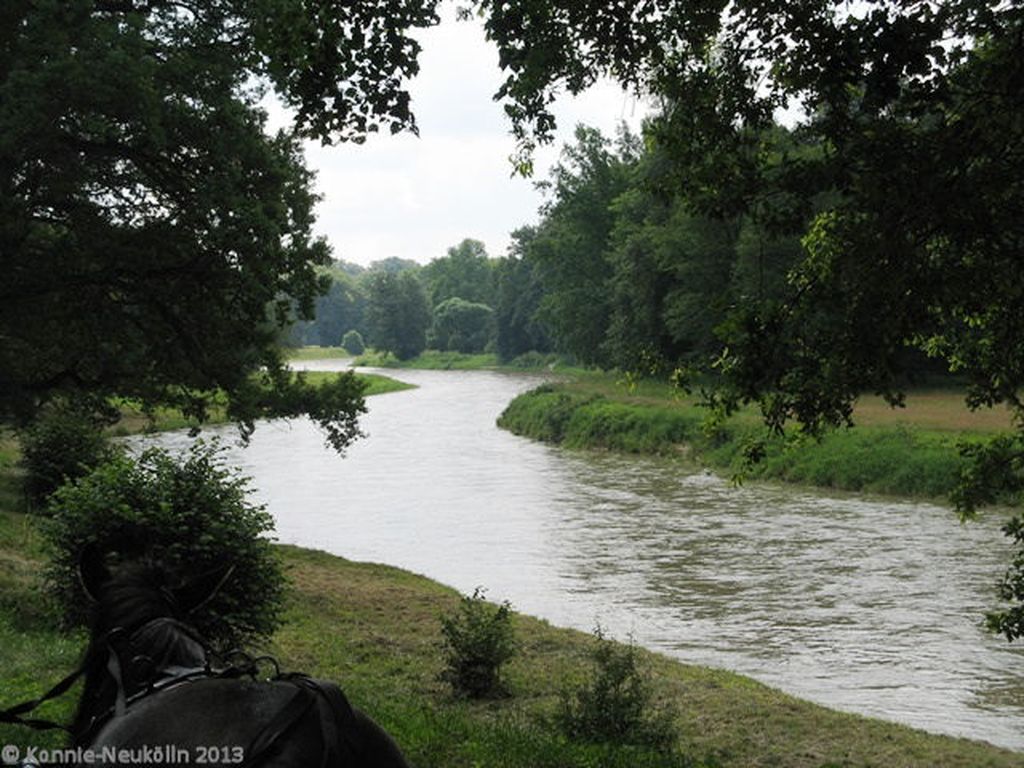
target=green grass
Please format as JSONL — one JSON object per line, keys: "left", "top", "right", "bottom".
{"left": 497, "top": 377, "right": 1013, "bottom": 501}
{"left": 0, "top": 507, "right": 1020, "bottom": 766}
{"left": 353, "top": 349, "right": 502, "bottom": 370}
{"left": 351, "top": 348, "right": 578, "bottom": 373}
{"left": 110, "top": 370, "right": 412, "bottom": 435}
{"left": 284, "top": 346, "right": 354, "bottom": 360}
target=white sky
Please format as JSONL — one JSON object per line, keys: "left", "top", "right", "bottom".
{"left": 292, "top": 13, "right": 647, "bottom": 267}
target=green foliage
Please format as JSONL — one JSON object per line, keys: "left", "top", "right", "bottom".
{"left": 439, "top": 588, "right": 516, "bottom": 699}
{"left": 494, "top": 227, "right": 552, "bottom": 361}
{"left": 17, "top": 405, "right": 113, "bottom": 507}
{"left": 42, "top": 442, "right": 284, "bottom": 649}
{"left": 429, "top": 297, "right": 495, "bottom": 354}
{"left": 988, "top": 514, "right": 1024, "bottom": 642}
{"left": 366, "top": 271, "right": 432, "bottom": 360}
{"left": 341, "top": 329, "right": 366, "bottom": 356}
{"left": 498, "top": 385, "right": 700, "bottom": 454}
{"left": 556, "top": 628, "right": 675, "bottom": 749}
{"left": 288, "top": 267, "right": 369, "bottom": 348}
{"left": 420, "top": 239, "right": 497, "bottom": 308}
{"left": 1, "top": 1, "right": 440, "bottom": 444}
{"left": 527, "top": 126, "right": 638, "bottom": 367}
{"left": 472, "top": 0, "right": 1024, "bottom": 640}
{"left": 500, "top": 383, "right": 974, "bottom": 499}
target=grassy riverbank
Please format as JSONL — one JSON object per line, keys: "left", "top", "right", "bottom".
{"left": 287, "top": 345, "right": 574, "bottom": 373}
{"left": 0, "top": 507, "right": 1020, "bottom": 767}
{"left": 113, "top": 371, "right": 413, "bottom": 435}
{"left": 497, "top": 377, "right": 1016, "bottom": 501}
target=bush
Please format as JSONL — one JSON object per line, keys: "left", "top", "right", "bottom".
{"left": 42, "top": 440, "right": 284, "bottom": 650}
{"left": 557, "top": 627, "right": 675, "bottom": 749}
{"left": 18, "top": 405, "right": 114, "bottom": 507}
{"left": 341, "top": 329, "right": 365, "bottom": 355}
{"left": 439, "top": 588, "right": 516, "bottom": 698}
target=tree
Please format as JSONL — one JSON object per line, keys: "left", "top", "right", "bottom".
{"left": 365, "top": 271, "right": 431, "bottom": 360}
{"left": 529, "top": 125, "right": 638, "bottom": 366}
{"left": 472, "top": 0, "right": 1024, "bottom": 637}
{"left": 420, "top": 239, "right": 497, "bottom": 308}
{"left": 494, "top": 227, "right": 551, "bottom": 361}
{"left": 341, "top": 330, "right": 365, "bottom": 356}
{"left": 1, "top": 0, "right": 441, "bottom": 450}
{"left": 287, "top": 268, "right": 368, "bottom": 348}
{"left": 430, "top": 297, "right": 495, "bottom": 353}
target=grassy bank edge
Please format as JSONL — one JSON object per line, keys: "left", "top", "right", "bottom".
{"left": 112, "top": 370, "right": 414, "bottom": 435}
{"left": 0, "top": 507, "right": 1019, "bottom": 767}
{"left": 495, "top": 381, "right": 1018, "bottom": 503}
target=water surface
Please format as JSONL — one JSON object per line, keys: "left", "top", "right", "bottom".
{"left": 140, "top": 362, "right": 1024, "bottom": 751}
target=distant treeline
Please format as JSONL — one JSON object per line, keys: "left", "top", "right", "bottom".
{"left": 295, "top": 122, "right": 945, "bottom": 378}
{"left": 284, "top": 239, "right": 551, "bottom": 362}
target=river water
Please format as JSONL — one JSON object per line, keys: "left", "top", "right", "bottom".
{"left": 140, "top": 362, "right": 1024, "bottom": 751}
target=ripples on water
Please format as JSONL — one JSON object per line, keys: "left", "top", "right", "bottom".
{"left": 137, "top": 363, "right": 1024, "bottom": 751}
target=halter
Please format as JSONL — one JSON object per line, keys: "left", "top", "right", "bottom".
{"left": 0, "top": 616, "right": 211, "bottom": 734}
{"left": 0, "top": 617, "right": 363, "bottom": 768}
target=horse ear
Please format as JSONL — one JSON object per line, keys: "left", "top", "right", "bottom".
{"left": 174, "top": 564, "right": 235, "bottom": 615}
{"left": 79, "top": 543, "right": 111, "bottom": 602}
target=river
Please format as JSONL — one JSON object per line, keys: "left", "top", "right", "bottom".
{"left": 139, "top": 361, "right": 1024, "bottom": 751}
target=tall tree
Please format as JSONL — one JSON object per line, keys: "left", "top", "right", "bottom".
{"left": 469, "top": 0, "right": 1024, "bottom": 635}
{"left": 494, "top": 227, "right": 551, "bottom": 361}
{"left": 429, "top": 298, "right": 495, "bottom": 354}
{"left": 365, "top": 271, "right": 431, "bottom": 361}
{"left": 529, "top": 125, "right": 637, "bottom": 366}
{"left": 420, "top": 239, "right": 497, "bottom": 309}
{"left": 1, "top": 0, "right": 440, "bottom": 449}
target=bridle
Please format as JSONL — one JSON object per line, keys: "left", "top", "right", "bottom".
{"left": 0, "top": 615, "right": 362, "bottom": 768}
{"left": 0, "top": 615, "right": 214, "bottom": 736}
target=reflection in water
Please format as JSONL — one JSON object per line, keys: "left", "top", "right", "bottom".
{"left": 137, "top": 363, "right": 1024, "bottom": 751}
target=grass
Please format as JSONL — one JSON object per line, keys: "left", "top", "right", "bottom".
{"left": 2, "top": 371, "right": 1021, "bottom": 765}
{"left": 497, "top": 375, "right": 1017, "bottom": 502}
{"left": 353, "top": 349, "right": 503, "bottom": 370}
{"left": 284, "top": 346, "right": 354, "bottom": 360}
{"left": 0, "top": 506, "right": 1020, "bottom": 766}
{"left": 349, "top": 348, "right": 578, "bottom": 373}
{"left": 110, "top": 370, "right": 413, "bottom": 435}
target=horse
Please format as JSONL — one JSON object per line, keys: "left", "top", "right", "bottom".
{"left": 67, "top": 549, "right": 411, "bottom": 768}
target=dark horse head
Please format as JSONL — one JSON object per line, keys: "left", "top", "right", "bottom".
{"left": 72, "top": 547, "right": 411, "bottom": 768}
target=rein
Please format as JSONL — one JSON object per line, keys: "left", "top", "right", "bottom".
{"left": 1, "top": 596, "right": 364, "bottom": 767}
{"left": 0, "top": 617, "right": 271, "bottom": 735}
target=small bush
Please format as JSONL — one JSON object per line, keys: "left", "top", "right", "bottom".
{"left": 439, "top": 588, "right": 516, "bottom": 698}
{"left": 42, "top": 440, "right": 284, "bottom": 650}
{"left": 341, "top": 329, "right": 365, "bottom": 355}
{"left": 19, "top": 405, "right": 114, "bottom": 507}
{"left": 557, "top": 627, "right": 675, "bottom": 749}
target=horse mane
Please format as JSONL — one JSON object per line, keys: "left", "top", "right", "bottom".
{"left": 71, "top": 559, "right": 207, "bottom": 744}
{"left": 92, "top": 559, "right": 178, "bottom": 634}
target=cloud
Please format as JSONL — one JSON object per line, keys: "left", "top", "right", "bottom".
{"left": 301, "top": 13, "right": 646, "bottom": 266}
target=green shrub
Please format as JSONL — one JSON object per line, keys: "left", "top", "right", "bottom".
{"left": 18, "top": 405, "right": 114, "bottom": 507}
{"left": 42, "top": 441, "right": 284, "bottom": 649}
{"left": 557, "top": 628, "right": 675, "bottom": 749}
{"left": 439, "top": 588, "right": 516, "bottom": 698}
{"left": 341, "top": 329, "right": 365, "bottom": 355}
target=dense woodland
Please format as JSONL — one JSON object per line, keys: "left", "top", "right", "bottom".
{"left": 295, "top": 120, "right": 940, "bottom": 382}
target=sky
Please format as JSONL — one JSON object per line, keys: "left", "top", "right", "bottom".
{"left": 286, "top": 13, "right": 647, "bottom": 268}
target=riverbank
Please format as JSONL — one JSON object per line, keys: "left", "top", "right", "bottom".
{"left": 287, "top": 345, "right": 574, "bottom": 373}
{"left": 497, "top": 377, "right": 1016, "bottom": 502}
{"left": 112, "top": 370, "right": 414, "bottom": 435}
{"left": 0, "top": 507, "right": 1019, "bottom": 767}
